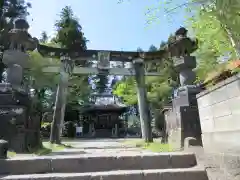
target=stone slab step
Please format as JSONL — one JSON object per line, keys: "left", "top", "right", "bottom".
{"left": 0, "top": 152, "right": 197, "bottom": 175}
{"left": 0, "top": 94, "right": 29, "bottom": 106}
{"left": 0, "top": 168, "right": 208, "bottom": 180}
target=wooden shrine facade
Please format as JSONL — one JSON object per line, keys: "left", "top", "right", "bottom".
{"left": 79, "top": 104, "right": 128, "bottom": 138}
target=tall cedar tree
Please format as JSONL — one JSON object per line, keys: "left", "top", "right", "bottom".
{"left": 50, "top": 6, "right": 88, "bottom": 143}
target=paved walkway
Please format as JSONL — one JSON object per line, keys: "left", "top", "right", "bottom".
{"left": 10, "top": 138, "right": 156, "bottom": 159}
{"left": 47, "top": 138, "right": 157, "bottom": 157}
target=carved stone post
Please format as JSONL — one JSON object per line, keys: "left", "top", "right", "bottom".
{"left": 133, "top": 58, "right": 153, "bottom": 142}
{"left": 88, "top": 123, "right": 92, "bottom": 135}
{"left": 50, "top": 55, "right": 74, "bottom": 144}
{"left": 0, "top": 140, "right": 8, "bottom": 159}
{"left": 173, "top": 56, "right": 196, "bottom": 86}
{"left": 115, "top": 124, "right": 118, "bottom": 137}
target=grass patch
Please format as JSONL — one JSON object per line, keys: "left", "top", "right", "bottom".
{"left": 32, "top": 142, "right": 72, "bottom": 155}
{"left": 140, "top": 142, "right": 172, "bottom": 152}
{"left": 7, "top": 151, "right": 16, "bottom": 158}
{"left": 7, "top": 142, "right": 73, "bottom": 158}
{"left": 124, "top": 139, "right": 172, "bottom": 152}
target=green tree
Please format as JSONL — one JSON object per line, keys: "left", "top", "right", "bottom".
{"left": 92, "top": 74, "right": 109, "bottom": 94}
{"left": 26, "top": 51, "right": 59, "bottom": 123}
{"left": 50, "top": 6, "right": 90, "bottom": 143}
{"left": 142, "top": 0, "right": 240, "bottom": 80}
{"left": 53, "top": 6, "right": 88, "bottom": 51}
{"left": 53, "top": 5, "right": 90, "bottom": 104}
{"left": 39, "top": 31, "right": 48, "bottom": 43}
{"left": 185, "top": 3, "right": 240, "bottom": 81}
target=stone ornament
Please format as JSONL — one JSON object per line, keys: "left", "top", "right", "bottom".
{"left": 6, "top": 64, "right": 23, "bottom": 88}
{"left": 97, "top": 51, "right": 110, "bottom": 70}
{"left": 167, "top": 27, "right": 198, "bottom": 58}
{"left": 60, "top": 55, "right": 75, "bottom": 75}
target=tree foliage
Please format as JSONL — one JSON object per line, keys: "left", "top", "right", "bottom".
{"left": 92, "top": 74, "right": 109, "bottom": 94}
{"left": 113, "top": 40, "right": 178, "bottom": 110}
{"left": 53, "top": 6, "right": 91, "bottom": 104}
{"left": 141, "top": 0, "right": 240, "bottom": 80}
{"left": 53, "top": 6, "right": 88, "bottom": 51}
{"left": 185, "top": 0, "right": 240, "bottom": 81}
{"left": 0, "top": 0, "right": 31, "bottom": 30}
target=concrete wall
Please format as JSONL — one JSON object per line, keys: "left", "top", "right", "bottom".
{"left": 197, "top": 73, "right": 240, "bottom": 180}
{"left": 197, "top": 73, "right": 240, "bottom": 153}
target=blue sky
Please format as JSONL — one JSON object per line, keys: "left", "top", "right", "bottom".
{"left": 27, "top": 0, "right": 187, "bottom": 51}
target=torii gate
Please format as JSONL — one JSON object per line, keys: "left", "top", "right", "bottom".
{"left": 37, "top": 45, "right": 167, "bottom": 143}
{"left": 0, "top": 18, "right": 198, "bottom": 145}
{"left": 36, "top": 27, "right": 197, "bottom": 144}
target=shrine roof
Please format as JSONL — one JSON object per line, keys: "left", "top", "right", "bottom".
{"left": 80, "top": 104, "right": 128, "bottom": 114}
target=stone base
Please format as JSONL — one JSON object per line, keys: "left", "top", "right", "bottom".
{"left": 0, "top": 84, "right": 39, "bottom": 153}
{"left": 0, "top": 140, "right": 8, "bottom": 159}
{"left": 166, "top": 106, "right": 202, "bottom": 150}
{"left": 9, "top": 133, "right": 27, "bottom": 153}
{"left": 168, "top": 128, "right": 182, "bottom": 151}
{"left": 204, "top": 152, "right": 240, "bottom": 180}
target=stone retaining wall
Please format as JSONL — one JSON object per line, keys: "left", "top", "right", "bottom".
{"left": 196, "top": 73, "right": 240, "bottom": 180}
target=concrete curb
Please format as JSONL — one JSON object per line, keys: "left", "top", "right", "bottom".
{"left": 0, "top": 168, "right": 208, "bottom": 180}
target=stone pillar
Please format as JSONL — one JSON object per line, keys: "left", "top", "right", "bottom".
{"left": 50, "top": 55, "right": 74, "bottom": 144}
{"left": 91, "top": 123, "right": 95, "bottom": 137}
{"left": 166, "top": 28, "right": 202, "bottom": 149}
{"left": 133, "top": 58, "right": 153, "bottom": 142}
{"left": 112, "top": 124, "right": 119, "bottom": 137}
{"left": 173, "top": 56, "right": 197, "bottom": 86}
{"left": 88, "top": 123, "right": 92, "bottom": 135}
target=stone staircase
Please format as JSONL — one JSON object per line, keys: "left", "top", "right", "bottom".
{"left": 0, "top": 152, "right": 208, "bottom": 180}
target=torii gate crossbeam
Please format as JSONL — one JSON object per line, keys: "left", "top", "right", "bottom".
{"left": 42, "top": 66, "right": 161, "bottom": 76}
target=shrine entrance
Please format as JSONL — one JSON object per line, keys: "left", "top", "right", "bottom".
{"left": 36, "top": 45, "right": 164, "bottom": 142}
{"left": 0, "top": 18, "right": 197, "bottom": 143}
{"left": 80, "top": 104, "right": 127, "bottom": 138}
{"left": 0, "top": 17, "right": 200, "bottom": 151}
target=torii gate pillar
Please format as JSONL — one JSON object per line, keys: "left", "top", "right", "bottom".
{"left": 50, "top": 55, "right": 74, "bottom": 144}
{"left": 133, "top": 58, "right": 153, "bottom": 142}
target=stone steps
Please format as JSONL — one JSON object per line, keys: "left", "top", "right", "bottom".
{"left": 0, "top": 152, "right": 196, "bottom": 175}
{"left": 0, "top": 168, "right": 208, "bottom": 180}
{"left": 0, "top": 152, "right": 209, "bottom": 180}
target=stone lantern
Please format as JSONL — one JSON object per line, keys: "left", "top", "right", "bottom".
{"left": 0, "top": 19, "right": 40, "bottom": 153}
{"left": 2, "top": 19, "right": 37, "bottom": 90}
{"left": 165, "top": 27, "right": 203, "bottom": 150}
